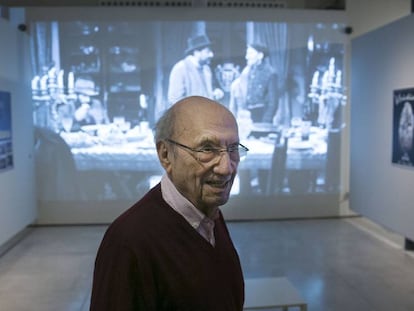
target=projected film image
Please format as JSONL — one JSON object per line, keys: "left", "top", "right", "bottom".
{"left": 30, "top": 19, "right": 346, "bottom": 202}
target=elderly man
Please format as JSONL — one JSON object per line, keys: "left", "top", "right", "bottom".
{"left": 90, "top": 96, "right": 247, "bottom": 310}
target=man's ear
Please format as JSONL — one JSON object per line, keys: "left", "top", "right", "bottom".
{"left": 157, "top": 141, "right": 172, "bottom": 173}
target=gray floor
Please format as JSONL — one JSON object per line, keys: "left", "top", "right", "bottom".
{"left": 0, "top": 217, "right": 414, "bottom": 311}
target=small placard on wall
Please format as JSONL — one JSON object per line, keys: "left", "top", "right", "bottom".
{"left": 393, "top": 88, "right": 414, "bottom": 167}
{"left": 0, "top": 91, "right": 13, "bottom": 173}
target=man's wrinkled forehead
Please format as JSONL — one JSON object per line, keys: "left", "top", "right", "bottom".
{"left": 174, "top": 101, "right": 236, "bottom": 135}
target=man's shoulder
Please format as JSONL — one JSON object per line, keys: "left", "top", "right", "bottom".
{"left": 171, "top": 58, "right": 188, "bottom": 71}
{"left": 99, "top": 184, "right": 187, "bottom": 252}
{"left": 258, "top": 62, "right": 276, "bottom": 75}
{"left": 106, "top": 185, "right": 165, "bottom": 234}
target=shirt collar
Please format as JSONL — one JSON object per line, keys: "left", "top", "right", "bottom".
{"left": 161, "top": 174, "right": 218, "bottom": 229}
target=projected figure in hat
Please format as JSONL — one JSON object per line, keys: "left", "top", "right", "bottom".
{"left": 167, "top": 34, "right": 224, "bottom": 105}
{"left": 230, "top": 41, "right": 278, "bottom": 124}
{"left": 73, "top": 76, "right": 109, "bottom": 126}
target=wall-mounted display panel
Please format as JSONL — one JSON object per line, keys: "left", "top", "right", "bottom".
{"left": 392, "top": 88, "right": 414, "bottom": 167}
{"left": 0, "top": 91, "right": 13, "bottom": 173}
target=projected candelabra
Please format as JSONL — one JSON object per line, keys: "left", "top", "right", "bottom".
{"left": 31, "top": 67, "right": 78, "bottom": 132}
{"left": 306, "top": 57, "right": 346, "bottom": 131}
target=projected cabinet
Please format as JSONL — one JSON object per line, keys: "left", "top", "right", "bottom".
{"left": 60, "top": 22, "right": 143, "bottom": 123}
{"left": 106, "top": 43, "right": 141, "bottom": 121}
{"left": 60, "top": 22, "right": 102, "bottom": 89}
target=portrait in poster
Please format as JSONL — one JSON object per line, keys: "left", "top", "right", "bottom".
{"left": 392, "top": 88, "right": 414, "bottom": 166}
{"left": 0, "top": 91, "right": 13, "bottom": 172}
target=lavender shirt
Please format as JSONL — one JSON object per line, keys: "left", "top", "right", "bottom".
{"left": 161, "top": 174, "right": 218, "bottom": 246}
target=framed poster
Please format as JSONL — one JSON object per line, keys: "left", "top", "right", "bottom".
{"left": 392, "top": 88, "right": 414, "bottom": 166}
{"left": 0, "top": 91, "right": 13, "bottom": 172}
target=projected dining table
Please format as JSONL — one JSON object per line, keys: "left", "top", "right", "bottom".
{"left": 60, "top": 123, "right": 328, "bottom": 175}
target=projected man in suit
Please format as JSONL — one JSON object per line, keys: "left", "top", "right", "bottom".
{"left": 167, "top": 34, "right": 224, "bottom": 105}
{"left": 230, "top": 42, "right": 279, "bottom": 194}
{"left": 230, "top": 42, "right": 278, "bottom": 124}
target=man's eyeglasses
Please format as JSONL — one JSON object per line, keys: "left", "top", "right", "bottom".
{"left": 166, "top": 139, "right": 249, "bottom": 163}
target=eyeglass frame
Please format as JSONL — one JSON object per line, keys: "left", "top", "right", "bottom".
{"left": 165, "top": 138, "right": 249, "bottom": 163}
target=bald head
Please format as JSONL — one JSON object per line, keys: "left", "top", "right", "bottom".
{"left": 155, "top": 96, "right": 237, "bottom": 143}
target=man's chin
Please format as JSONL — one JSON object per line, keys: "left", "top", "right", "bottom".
{"left": 206, "top": 193, "right": 231, "bottom": 208}
{"left": 202, "top": 181, "right": 233, "bottom": 205}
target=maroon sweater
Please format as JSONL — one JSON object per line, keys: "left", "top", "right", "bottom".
{"left": 90, "top": 184, "right": 244, "bottom": 310}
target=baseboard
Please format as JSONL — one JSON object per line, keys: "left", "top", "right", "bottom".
{"left": 0, "top": 227, "right": 34, "bottom": 258}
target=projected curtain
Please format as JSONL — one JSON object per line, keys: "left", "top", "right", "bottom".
{"left": 30, "top": 22, "right": 54, "bottom": 76}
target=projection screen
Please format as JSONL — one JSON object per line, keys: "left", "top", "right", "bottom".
{"left": 27, "top": 7, "right": 348, "bottom": 223}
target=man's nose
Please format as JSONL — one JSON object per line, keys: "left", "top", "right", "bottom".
{"left": 213, "top": 151, "right": 236, "bottom": 174}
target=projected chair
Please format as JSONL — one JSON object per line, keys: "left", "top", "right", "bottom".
{"left": 266, "top": 132, "right": 288, "bottom": 195}
{"left": 34, "top": 127, "right": 81, "bottom": 201}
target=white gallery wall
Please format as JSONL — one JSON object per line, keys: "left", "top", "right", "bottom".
{"left": 350, "top": 13, "right": 414, "bottom": 241}
{"left": 346, "top": 0, "right": 410, "bottom": 38}
{"left": 0, "top": 16, "right": 37, "bottom": 248}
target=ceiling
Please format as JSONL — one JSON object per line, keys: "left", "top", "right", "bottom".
{"left": 0, "top": 0, "right": 345, "bottom": 10}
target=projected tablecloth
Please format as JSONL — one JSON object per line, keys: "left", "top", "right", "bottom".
{"left": 61, "top": 126, "right": 327, "bottom": 173}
